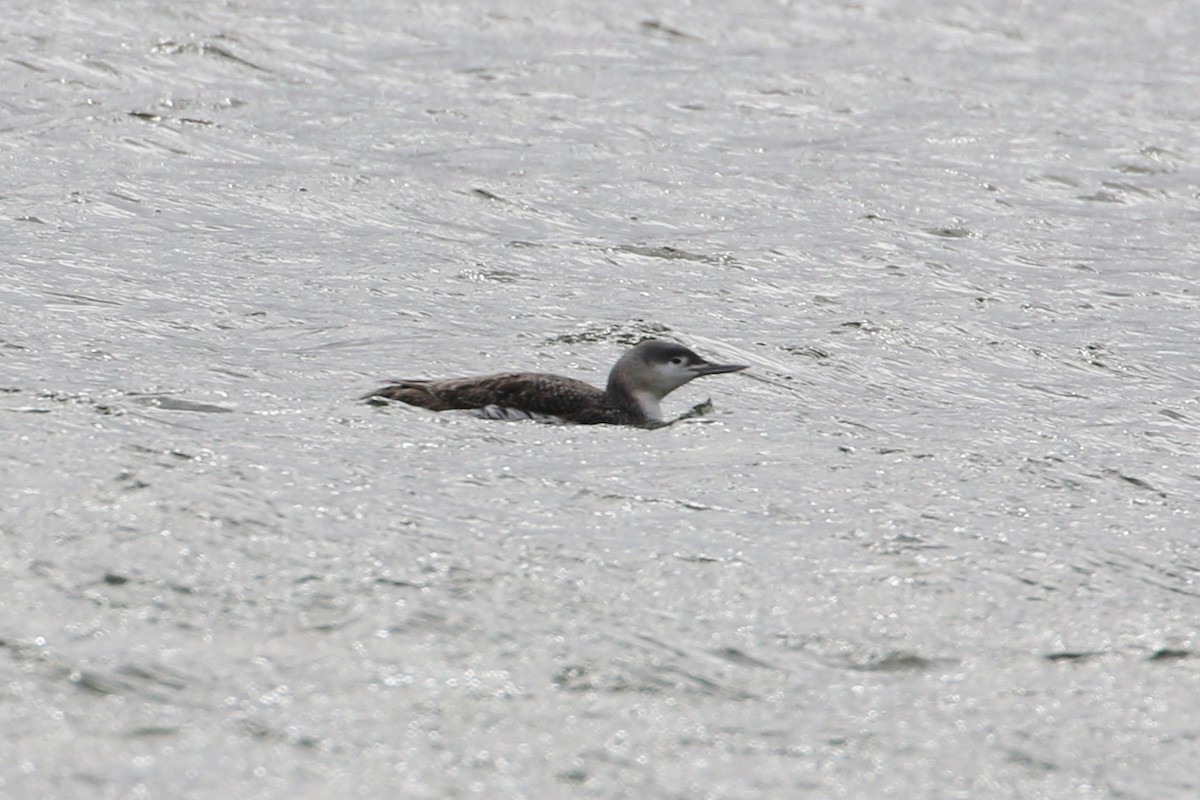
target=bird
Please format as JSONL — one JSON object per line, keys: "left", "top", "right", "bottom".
{"left": 363, "top": 339, "right": 748, "bottom": 426}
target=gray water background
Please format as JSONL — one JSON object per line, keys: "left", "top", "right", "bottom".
{"left": 3, "top": 1, "right": 1200, "bottom": 797}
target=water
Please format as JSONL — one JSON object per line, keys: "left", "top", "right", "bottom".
{"left": 3, "top": 1, "right": 1199, "bottom": 797}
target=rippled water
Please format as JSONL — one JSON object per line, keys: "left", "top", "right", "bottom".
{"left": 4, "top": 1, "right": 1200, "bottom": 797}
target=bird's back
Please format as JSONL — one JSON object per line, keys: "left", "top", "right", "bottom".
{"left": 365, "top": 372, "right": 641, "bottom": 424}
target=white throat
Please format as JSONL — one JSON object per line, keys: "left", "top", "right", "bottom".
{"left": 630, "top": 390, "right": 664, "bottom": 421}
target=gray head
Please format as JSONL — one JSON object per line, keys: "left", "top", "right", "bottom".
{"left": 606, "top": 339, "right": 749, "bottom": 420}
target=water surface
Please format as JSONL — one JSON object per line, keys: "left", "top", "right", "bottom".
{"left": 3, "top": 1, "right": 1199, "bottom": 797}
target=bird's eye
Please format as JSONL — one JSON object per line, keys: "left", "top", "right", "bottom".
{"left": 671, "top": 357, "right": 684, "bottom": 365}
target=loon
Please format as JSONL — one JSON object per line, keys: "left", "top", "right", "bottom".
{"left": 364, "top": 339, "right": 748, "bottom": 426}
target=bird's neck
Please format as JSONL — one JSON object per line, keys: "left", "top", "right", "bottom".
{"left": 606, "top": 382, "right": 663, "bottom": 422}
{"left": 629, "top": 390, "right": 663, "bottom": 422}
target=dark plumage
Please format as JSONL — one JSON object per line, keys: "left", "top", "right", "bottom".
{"left": 364, "top": 339, "right": 748, "bottom": 426}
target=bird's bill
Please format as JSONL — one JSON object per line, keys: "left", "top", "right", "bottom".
{"left": 690, "top": 361, "right": 749, "bottom": 376}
